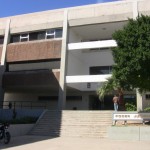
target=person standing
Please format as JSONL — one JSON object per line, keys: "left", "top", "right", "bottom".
{"left": 112, "top": 95, "right": 118, "bottom": 111}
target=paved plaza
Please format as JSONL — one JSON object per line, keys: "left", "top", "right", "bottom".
{"left": 0, "top": 136, "right": 150, "bottom": 150}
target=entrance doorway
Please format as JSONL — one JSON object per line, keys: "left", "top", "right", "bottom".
{"left": 89, "top": 95, "right": 113, "bottom": 110}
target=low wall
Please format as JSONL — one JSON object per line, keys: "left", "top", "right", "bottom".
{"left": 0, "top": 109, "right": 44, "bottom": 120}
{"left": 108, "top": 126, "right": 150, "bottom": 141}
{"left": 8, "top": 124, "right": 34, "bottom": 137}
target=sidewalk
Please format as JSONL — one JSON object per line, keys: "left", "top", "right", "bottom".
{"left": 0, "top": 136, "right": 150, "bottom": 150}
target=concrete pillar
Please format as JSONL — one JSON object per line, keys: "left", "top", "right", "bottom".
{"left": 0, "top": 19, "right": 11, "bottom": 108}
{"left": 132, "top": 0, "right": 138, "bottom": 19}
{"left": 136, "top": 89, "right": 144, "bottom": 111}
{"left": 58, "top": 10, "right": 68, "bottom": 110}
{"left": 82, "top": 94, "right": 89, "bottom": 110}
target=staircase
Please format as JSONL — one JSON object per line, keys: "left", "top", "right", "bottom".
{"left": 29, "top": 110, "right": 113, "bottom": 138}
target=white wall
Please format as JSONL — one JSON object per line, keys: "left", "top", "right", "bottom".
{"left": 68, "top": 29, "right": 82, "bottom": 43}
{"left": 67, "top": 51, "right": 88, "bottom": 75}
{"left": 67, "top": 49, "right": 114, "bottom": 76}
{"left": 83, "top": 49, "right": 114, "bottom": 67}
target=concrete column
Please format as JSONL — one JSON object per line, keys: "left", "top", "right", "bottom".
{"left": 136, "top": 89, "right": 144, "bottom": 111}
{"left": 0, "top": 19, "right": 11, "bottom": 108}
{"left": 82, "top": 93, "right": 89, "bottom": 110}
{"left": 58, "top": 10, "right": 68, "bottom": 110}
{"left": 132, "top": 0, "right": 138, "bottom": 19}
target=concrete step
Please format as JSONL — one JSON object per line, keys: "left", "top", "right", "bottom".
{"left": 29, "top": 110, "right": 112, "bottom": 138}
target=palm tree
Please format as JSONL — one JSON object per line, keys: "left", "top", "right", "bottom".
{"left": 97, "top": 76, "right": 125, "bottom": 110}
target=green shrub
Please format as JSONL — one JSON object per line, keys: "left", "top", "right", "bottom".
{"left": 144, "top": 107, "right": 150, "bottom": 112}
{"left": 125, "top": 102, "right": 137, "bottom": 111}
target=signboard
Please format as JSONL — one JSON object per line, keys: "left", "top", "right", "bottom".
{"left": 113, "top": 112, "right": 150, "bottom": 121}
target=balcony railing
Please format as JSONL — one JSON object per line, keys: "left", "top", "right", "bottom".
{"left": 68, "top": 40, "right": 117, "bottom": 50}
{"left": 66, "top": 74, "right": 111, "bottom": 83}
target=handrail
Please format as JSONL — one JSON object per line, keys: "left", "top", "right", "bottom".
{"left": 0, "top": 101, "right": 47, "bottom": 109}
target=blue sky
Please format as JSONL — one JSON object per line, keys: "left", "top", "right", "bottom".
{"left": 0, "top": 0, "right": 118, "bottom": 18}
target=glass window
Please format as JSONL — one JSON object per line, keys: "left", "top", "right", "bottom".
{"left": 20, "top": 33, "right": 29, "bottom": 42}
{"left": 0, "top": 36, "right": 4, "bottom": 44}
{"left": 29, "top": 31, "right": 46, "bottom": 40}
{"left": 146, "top": 94, "right": 150, "bottom": 100}
{"left": 90, "top": 66, "right": 112, "bottom": 75}
{"left": 10, "top": 35, "right": 20, "bottom": 43}
{"left": 47, "top": 34, "right": 55, "bottom": 39}
{"left": 37, "top": 31, "right": 45, "bottom": 40}
{"left": 55, "top": 29, "right": 62, "bottom": 38}
{"left": 46, "top": 29, "right": 55, "bottom": 39}
{"left": 46, "top": 29, "right": 55, "bottom": 35}
{"left": 29, "top": 32, "right": 38, "bottom": 41}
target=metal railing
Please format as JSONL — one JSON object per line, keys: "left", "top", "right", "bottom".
{"left": 0, "top": 101, "right": 47, "bottom": 110}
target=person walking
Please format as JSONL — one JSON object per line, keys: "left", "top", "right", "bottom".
{"left": 112, "top": 95, "right": 118, "bottom": 111}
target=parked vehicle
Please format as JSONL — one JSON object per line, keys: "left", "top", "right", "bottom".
{"left": 0, "top": 123, "right": 11, "bottom": 144}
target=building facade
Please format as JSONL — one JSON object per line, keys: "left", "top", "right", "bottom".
{"left": 0, "top": 0, "right": 150, "bottom": 111}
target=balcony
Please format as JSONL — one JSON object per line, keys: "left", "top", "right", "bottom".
{"left": 66, "top": 74, "right": 111, "bottom": 83}
{"left": 3, "top": 69, "right": 60, "bottom": 90}
{"left": 68, "top": 40, "right": 117, "bottom": 50}
{"left": 6, "top": 40, "right": 62, "bottom": 62}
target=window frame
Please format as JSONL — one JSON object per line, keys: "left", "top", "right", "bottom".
{"left": 46, "top": 29, "right": 55, "bottom": 39}
{"left": 20, "top": 33, "right": 29, "bottom": 42}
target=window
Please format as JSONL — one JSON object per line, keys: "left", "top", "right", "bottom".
{"left": 55, "top": 29, "right": 62, "bottom": 38}
{"left": 0, "top": 36, "right": 4, "bottom": 44}
{"left": 29, "top": 32, "right": 38, "bottom": 41}
{"left": 146, "top": 94, "right": 150, "bottom": 100}
{"left": 37, "top": 31, "right": 45, "bottom": 40}
{"left": 10, "top": 35, "right": 20, "bottom": 43}
{"left": 20, "top": 33, "right": 29, "bottom": 42}
{"left": 90, "top": 66, "right": 112, "bottom": 75}
{"left": 29, "top": 31, "right": 45, "bottom": 41}
{"left": 10, "top": 28, "right": 62, "bottom": 43}
{"left": 46, "top": 29, "right": 55, "bottom": 39}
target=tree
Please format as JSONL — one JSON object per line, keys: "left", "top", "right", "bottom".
{"left": 112, "top": 15, "right": 150, "bottom": 92}
{"left": 97, "top": 76, "right": 125, "bottom": 110}
{"left": 97, "top": 15, "right": 150, "bottom": 109}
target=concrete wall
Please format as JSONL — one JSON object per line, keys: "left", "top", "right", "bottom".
{"left": 83, "top": 49, "right": 114, "bottom": 67}
{"left": 68, "top": 0, "right": 133, "bottom": 26}
{"left": 66, "top": 100, "right": 83, "bottom": 110}
{"left": 0, "top": 0, "right": 135, "bottom": 33}
{"left": 68, "top": 29, "right": 82, "bottom": 43}
{"left": 138, "top": 0, "right": 150, "bottom": 16}
{"left": 142, "top": 92, "right": 150, "bottom": 110}
{"left": 0, "top": 108, "right": 43, "bottom": 120}
{"left": 67, "top": 51, "right": 88, "bottom": 75}
{"left": 9, "top": 62, "right": 60, "bottom": 71}
{"left": 4, "top": 92, "right": 85, "bottom": 110}
{"left": 7, "top": 40, "right": 62, "bottom": 62}
{"left": 0, "top": 9, "right": 64, "bottom": 33}
{"left": 8, "top": 124, "right": 34, "bottom": 137}
{"left": 67, "top": 50, "right": 113, "bottom": 76}
{"left": 4, "top": 92, "right": 58, "bottom": 110}
{"left": 108, "top": 126, "right": 150, "bottom": 141}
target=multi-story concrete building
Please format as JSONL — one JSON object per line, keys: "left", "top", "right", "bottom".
{"left": 0, "top": 0, "right": 149, "bottom": 111}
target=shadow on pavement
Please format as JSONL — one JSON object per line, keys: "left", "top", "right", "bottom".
{"left": 0, "top": 135, "right": 58, "bottom": 149}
